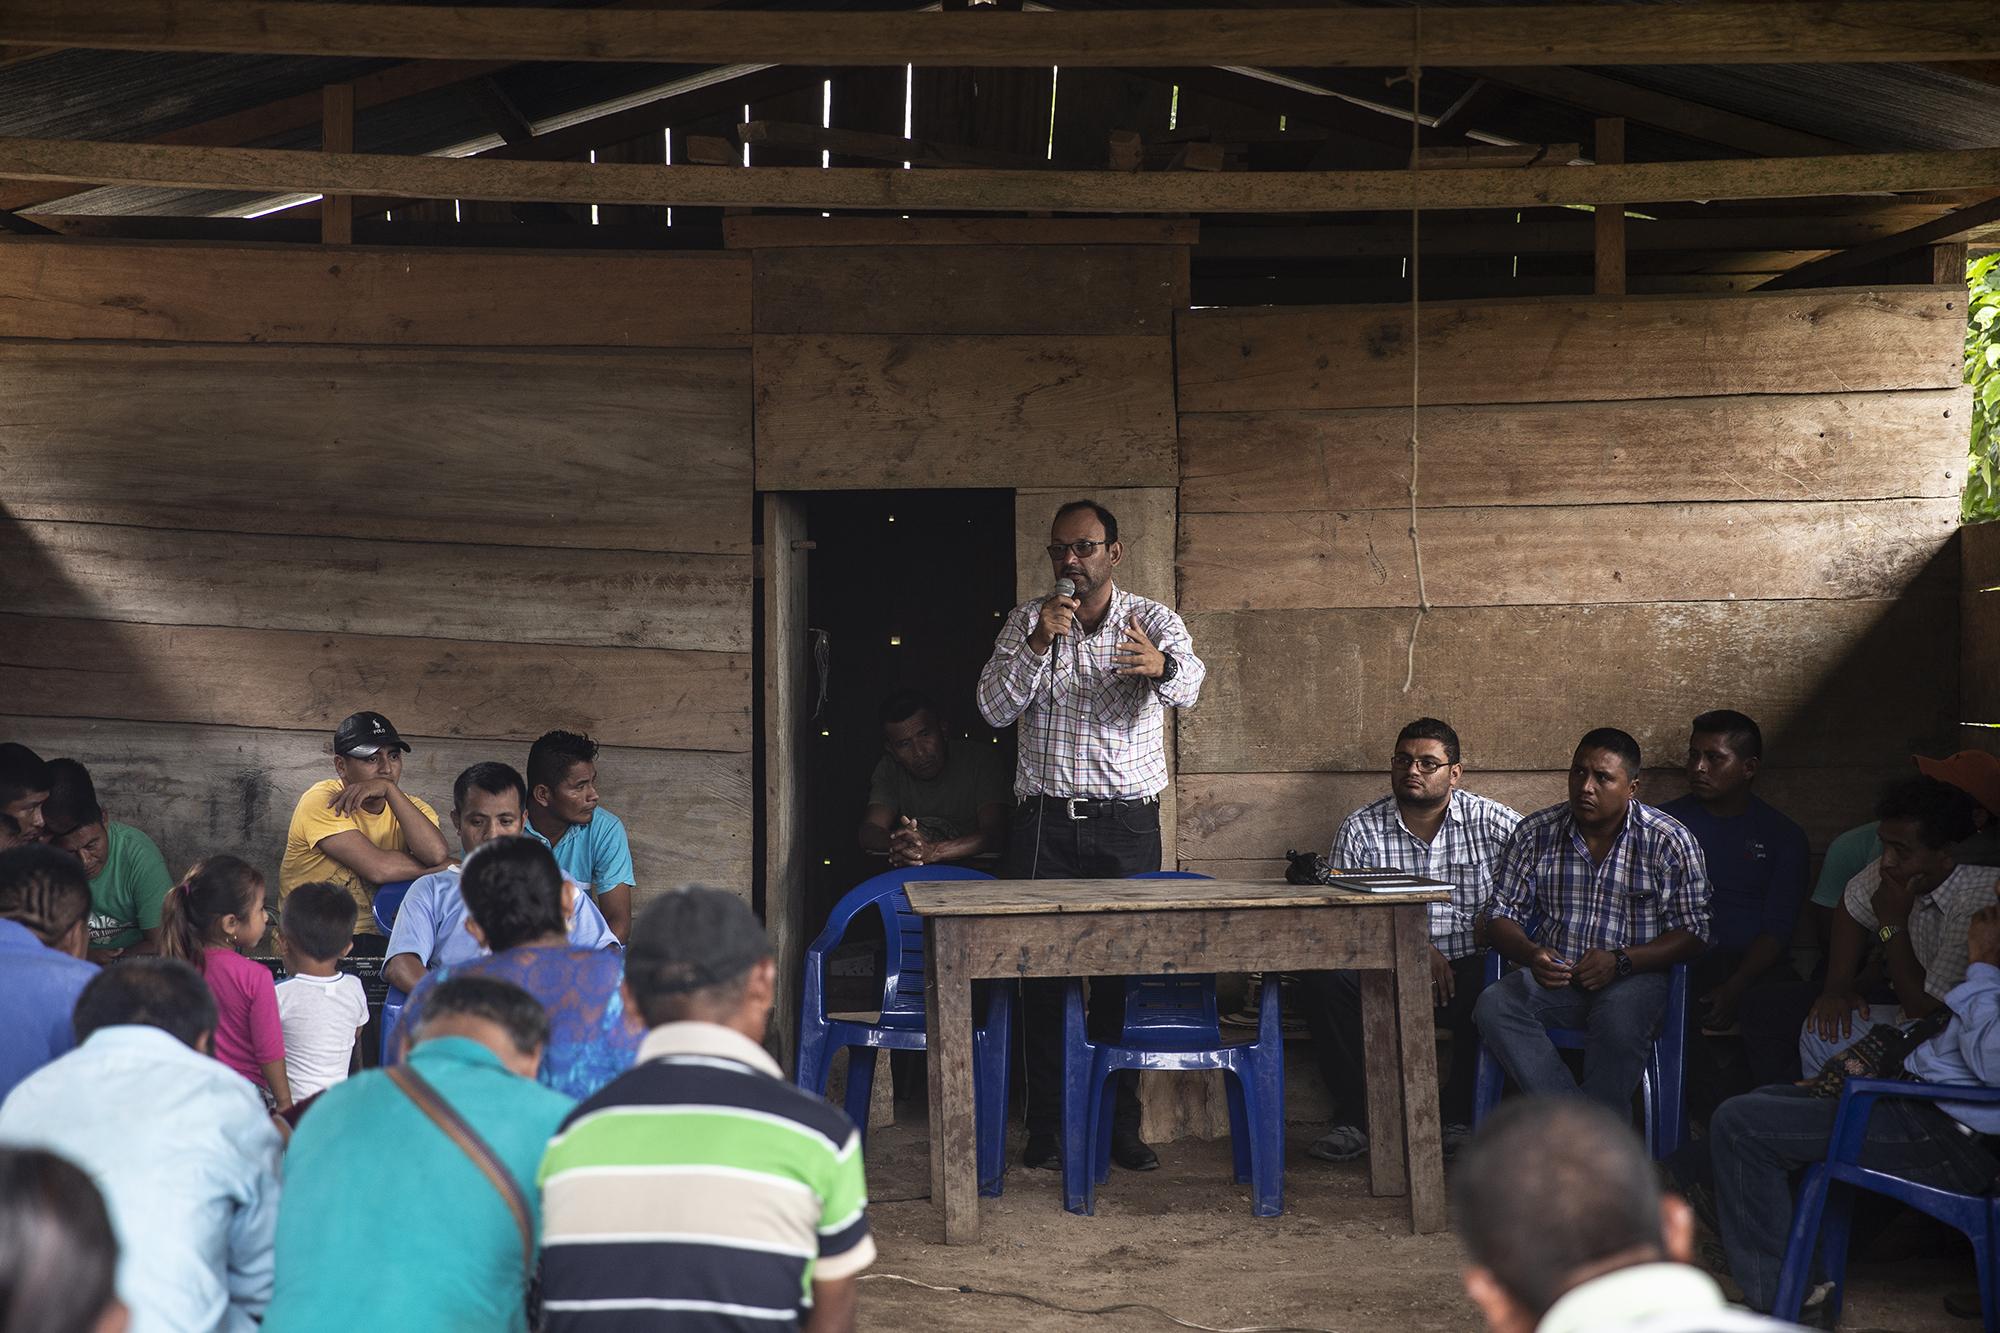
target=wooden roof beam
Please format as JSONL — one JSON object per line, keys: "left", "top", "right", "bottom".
{"left": 1758, "top": 191, "right": 2000, "bottom": 289}
{"left": 1473, "top": 66, "right": 1853, "bottom": 158}
{"left": 2, "top": 0, "right": 1996, "bottom": 67}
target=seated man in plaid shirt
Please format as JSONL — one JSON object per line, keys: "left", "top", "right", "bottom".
{"left": 1299, "top": 717, "right": 1522, "bottom": 1165}
{"left": 1473, "top": 727, "right": 1711, "bottom": 1119}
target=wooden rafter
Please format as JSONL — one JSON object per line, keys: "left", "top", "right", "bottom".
{"left": 3, "top": 136, "right": 1998, "bottom": 214}
{"left": 2, "top": 0, "right": 1996, "bottom": 67}
{"left": 1473, "top": 66, "right": 1852, "bottom": 158}
{"left": 1758, "top": 191, "right": 2000, "bottom": 289}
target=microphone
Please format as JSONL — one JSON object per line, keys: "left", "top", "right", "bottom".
{"left": 1051, "top": 577, "right": 1076, "bottom": 652}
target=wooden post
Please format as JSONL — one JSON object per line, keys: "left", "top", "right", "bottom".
{"left": 321, "top": 83, "right": 353, "bottom": 245}
{"left": 1935, "top": 240, "right": 1970, "bottom": 285}
{"left": 763, "top": 494, "right": 810, "bottom": 1072}
{"left": 1594, "top": 116, "right": 1625, "bottom": 295}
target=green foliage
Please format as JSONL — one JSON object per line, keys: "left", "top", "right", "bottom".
{"left": 1963, "top": 252, "right": 2000, "bottom": 522}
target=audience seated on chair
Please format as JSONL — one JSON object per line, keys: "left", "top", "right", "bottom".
{"left": 40, "top": 757, "right": 174, "bottom": 964}
{"left": 1299, "top": 716, "right": 1521, "bottom": 1165}
{"left": 1458, "top": 1096, "right": 1795, "bottom": 1333}
{"left": 1694, "top": 901, "right": 2000, "bottom": 1316}
{"left": 263, "top": 975, "right": 572, "bottom": 1333}
{"left": 1656, "top": 711, "right": 1809, "bottom": 1124}
{"left": 274, "top": 882, "right": 370, "bottom": 1104}
{"left": 0, "top": 843, "right": 99, "bottom": 1104}
{"left": 1473, "top": 727, "right": 1711, "bottom": 1119}
{"left": 540, "top": 887, "right": 874, "bottom": 1333}
{"left": 279, "top": 711, "right": 449, "bottom": 958}
{"left": 383, "top": 762, "right": 618, "bottom": 996}
{"left": 397, "top": 836, "right": 641, "bottom": 1100}
{"left": 0, "top": 1146, "right": 128, "bottom": 1333}
{"left": 0, "top": 742, "right": 52, "bottom": 851}
{"left": 0, "top": 958, "right": 285, "bottom": 1333}
{"left": 1797, "top": 776, "right": 2000, "bottom": 1081}
{"left": 524, "top": 729, "right": 637, "bottom": 943}
{"left": 857, "top": 688, "right": 1009, "bottom": 870}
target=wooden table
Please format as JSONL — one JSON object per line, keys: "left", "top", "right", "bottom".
{"left": 908, "top": 877, "right": 1450, "bottom": 1244}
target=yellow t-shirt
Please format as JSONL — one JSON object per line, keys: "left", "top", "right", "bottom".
{"left": 279, "top": 778, "right": 441, "bottom": 934}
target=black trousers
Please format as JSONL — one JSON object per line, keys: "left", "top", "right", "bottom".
{"left": 1004, "top": 796, "right": 1162, "bottom": 1138}
{"left": 1296, "top": 953, "right": 1486, "bottom": 1130}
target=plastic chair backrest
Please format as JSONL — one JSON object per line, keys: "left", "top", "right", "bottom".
{"left": 814, "top": 865, "right": 993, "bottom": 1019}
{"left": 1123, "top": 873, "right": 1218, "bottom": 1040}
{"left": 371, "top": 879, "right": 415, "bottom": 936}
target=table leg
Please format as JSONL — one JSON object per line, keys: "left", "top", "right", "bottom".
{"left": 1359, "top": 970, "right": 1407, "bottom": 1198}
{"left": 924, "top": 917, "right": 980, "bottom": 1244}
{"left": 1391, "top": 903, "right": 1448, "bottom": 1233}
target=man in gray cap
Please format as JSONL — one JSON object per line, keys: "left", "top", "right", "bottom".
{"left": 538, "top": 888, "right": 875, "bottom": 1332}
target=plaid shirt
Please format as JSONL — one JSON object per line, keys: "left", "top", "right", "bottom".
{"left": 1489, "top": 800, "right": 1711, "bottom": 959}
{"left": 1843, "top": 860, "right": 2000, "bottom": 1002}
{"left": 1332, "top": 789, "right": 1523, "bottom": 960}
{"left": 977, "top": 584, "right": 1205, "bottom": 799}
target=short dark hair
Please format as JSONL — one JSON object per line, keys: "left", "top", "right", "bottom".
{"left": 279, "top": 881, "right": 357, "bottom": 965}
{"left": 1575, "top": 727, "right": 1642, "bottom": 777}
{"left": 1879, "top": 775, "right": 1979, "bottom": 849}
{"left": 625, "top": 886, "right": 773, "bottom": 1026}
{"left": 1052, "top": 498, "right": 1118, "bottom": 546}
{"left": 1689, "top": 709, "right": 1762, "bottom": 762}
{"left": 413, "top": 975, "right": 550, "bottom": 1057}
{"left": 453, "top": 761, "right": 528, "bottom": 814}
{"left": 0, "top": 845, "right": 92, "bottom": 947}
{"left": 38, "top": 759, "right": 103, "bottom": 836}
{"left": 72, "top": 957, "right": 217, "bottom": 1050}
{"left": 0, "top": 744, "right": 50, "bottom": 808}
{"left": 0, "top": 1146, "right": 122, "bottom": 1333}
{"left": 1454, "top": 1097, "right": 1665, "bottom": 1318}
{"left": 459, "top": 836, "right": 566, "bottom": 952}
{"left": 879, "top": 689, "right": 939, "bottom": 728}
{"left": 1397, "top": 717, "right": 1461, "bottom": 765}
{"left": 527, "top": 730, "right": 598, "bottom": 795}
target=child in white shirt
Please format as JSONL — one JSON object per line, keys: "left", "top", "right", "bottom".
{"left": 274, "top": 881, "right": 370, "bottom": 1102}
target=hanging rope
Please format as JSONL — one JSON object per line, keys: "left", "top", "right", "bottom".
{"left": 1401, "top": 4, "right": 1430, "bottom": 693}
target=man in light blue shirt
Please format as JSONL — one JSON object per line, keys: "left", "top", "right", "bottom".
{"left": 0, "top": 844, "right": 99, "bottom": 1103}
{"left": 0, "top": 958, "right": 283, "bottom": 1333}
{"left": 525, "top": 730, "right": 637, "bottom": 941}
{"left": 1706, "top": 903, "right": 2000, "bottom": 1312}
{"left": 383, "top": 762, "right": 617, "bottom": 995}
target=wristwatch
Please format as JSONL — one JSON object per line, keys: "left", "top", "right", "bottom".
{"left": 1878, "top": 923, "right": 1905, "bottom": 945}
{"left": 1613, "top": 947, "right": 1633, "bottom": 979}
{"left": 1155, "top": 653, "right": 1180, "bottom": 686}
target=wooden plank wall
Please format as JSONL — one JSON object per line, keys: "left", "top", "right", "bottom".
{"left": 0, "top": 239, "right": 756, "bottom": 905}
{"left": 1963, "top": 519, "right": 2000, "bottom": 755}
{"left": 1176, "top": 286, "right": 1970, "bottom": 877}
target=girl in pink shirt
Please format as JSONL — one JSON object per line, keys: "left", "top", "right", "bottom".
{"left": 161, "top": 855, "right": 291, "bottom": 1109}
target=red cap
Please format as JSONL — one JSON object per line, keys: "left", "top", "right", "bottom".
{"left": 1914, "top": 750, "right": 2000, "bottom": 816}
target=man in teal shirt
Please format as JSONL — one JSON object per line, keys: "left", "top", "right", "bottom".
{"left": 526, "top": 729, "right": 637, "bottom": 942}
{"left": 263, "top": 975, "right": 573, "bottom": 1333}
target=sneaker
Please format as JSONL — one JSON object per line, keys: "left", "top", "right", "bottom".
{"left": 1308, "top": 1124, "right": 1369, "bottom": 1162}
{"left": 1442, "top": 1123, "right": 1473, "bottom": 1160}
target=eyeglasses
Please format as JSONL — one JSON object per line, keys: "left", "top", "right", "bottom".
{"left": 1047, "top": 540, "right": 1108, "bottom": 561}
{"left": 1390, "top": 754, "right": 1449, "bottom": 774}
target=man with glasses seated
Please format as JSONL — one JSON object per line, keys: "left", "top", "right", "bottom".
{"left": 1298, "top": 718, "right": 1523, "bottom": 1165}
{"left": 978, "top": 497, "right": 1206, "bottom": 1174}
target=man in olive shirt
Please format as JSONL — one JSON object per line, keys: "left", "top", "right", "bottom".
{"left": 40, "top": 759, "right": 174, "bottom": 963}
{"left": 856, "top": 690, "right": 1008, "bottom": 869}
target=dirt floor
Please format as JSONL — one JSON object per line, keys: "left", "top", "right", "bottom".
{"left": 854, "top": 1117, "right": 1978, "bottom": 1333}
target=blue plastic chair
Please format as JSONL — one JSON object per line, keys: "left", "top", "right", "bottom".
{"left": 1776, "top": 1078, "right": 2000, "bottom": 1329}
{"left": 795, "top": 866, "right": 1015, "bottom": 1197}
{"left": 380, "top": 985, "right": 408, "bottom": 1065}
{"left": 1060, "top": 872, "right": 1286, "bottom": 1218}
{"left": 370, "top": 881, "right": 415, "bottom": 1065}
{"left": 1471, "top": 948, "right": 1690, "bottom": 1159}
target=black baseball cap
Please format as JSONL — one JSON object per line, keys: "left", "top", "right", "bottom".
{"left": 333, "top": 711, "right": 411, "bottom": 758}
{"left": 626, "top": 886, "right": 772, "bottom": 998}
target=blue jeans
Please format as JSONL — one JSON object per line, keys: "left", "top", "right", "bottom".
{"left": 1472, "top": 966, "right": 1668, "bottom": 1114}
{"left": 1709, "top": 1085, "right": 1996, "bottom": 1311}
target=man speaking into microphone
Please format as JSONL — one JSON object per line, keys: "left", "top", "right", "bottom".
{"left": 977, "top": 498, "right": 1206, "bottom": 1172}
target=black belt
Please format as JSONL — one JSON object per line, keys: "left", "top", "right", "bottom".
{"left": 1022, "top": 794, "right": 1159, "bottom": 822}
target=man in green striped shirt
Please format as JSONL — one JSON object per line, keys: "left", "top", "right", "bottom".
{"left": 539, "top": 887, "right": 873, "bottom": 1332}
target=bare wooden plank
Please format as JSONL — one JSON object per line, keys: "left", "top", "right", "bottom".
{"left": 1179, "top": 599, "right": 1958, "bottom": 773}
{"left": 904, "top": 878, "right": 1445, "bottom": 915}
{"left": 6, "top": 1, "right": 1994, "bottom": 67}
{"left": 321, "top": 83, "right": 354, "bottom": 246}
{"left": 1594, "top": 117, "right": 1625, "bottom": 296}
{"left": 753, "top": 334, "right": 1176, "bottom": 490}
{"left": 725, "top": 216, "right": 1199, "bottom": 247}
{"left": 0, "top": 520, "right": 750, "bottom": 653}
{"left": 9, "top": 137, "right": 2000, "bottom": 216}
{"left": 0, "top": 343, "right": 753, "bottom": 556}
{"left": 1178, "top": 766, "right": 1915, "bottom": 866}
{"left": 0, "top": 240, "right": 749, "bottom": 348}
{"left": 1178, "top": 391, "right": 1968, "bottom": 511}
{"left": 1360, "top": 970, "right": 1406, "bottom": 1197}
{"left": 1761, "top": 192, "right": 2000, "bottom": 291}
{"left": 752, "top": 246, "right": 1182, "bottom": 336}
{"left": 1962, "top": 521, "right": 2000, "bottom": 728}
{"left": 1181, "top": 499, "right": 1960, "bottom": 611}
{"left": 0, "top": 615, "right": 750, "bottom": 753}
{"left": 949, "top": 906, "right": 1397, "bottom": 975}
{"left": 1390, "top": 903, "right": 1448, "bottom": 1233}
{"left": 0, "top": 716, "right": 753, "bottom": 906}
{"left": 1176, "top": 288, "right": 1967, "bottom": 411}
